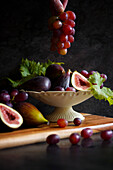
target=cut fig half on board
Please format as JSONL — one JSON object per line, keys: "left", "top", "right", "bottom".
{"left": 71, "top": 71, "right": 91, "bottom": 91}
{"left": 0, "top": 103, "right": 23, "bottom": 129}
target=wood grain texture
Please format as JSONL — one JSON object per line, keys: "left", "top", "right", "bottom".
{"left": 0, "top": 113, "right": 113, "bottom": 149}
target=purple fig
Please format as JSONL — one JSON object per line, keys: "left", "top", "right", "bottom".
{"left": 53, "top": 69, "right": 72, "bottom": 90}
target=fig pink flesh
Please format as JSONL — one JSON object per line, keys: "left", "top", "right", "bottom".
{"left": 0, "top": 106, "right": 20, "bottom": 124}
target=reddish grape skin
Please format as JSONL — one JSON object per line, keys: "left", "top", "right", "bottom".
{"left": 14, "top": 91, "right": 28, "bottom": 102}
{"left": 54, "top": 86, "right": 65, "bottom": 91}
{"left": 57, "top": 48, "right": 67, "bottom": 55}
{"left": 57, "top": 41, "right": 64, "bottom": 49}
{"left": 69, "top": 133, "right": 80, "bottom": 144}
{"left": 71, "top": 28, "right": 75, "bottom": 35}
{"left": 81, "top": 128, "right": 93, "bottom": 139}
{"left": 64, "top": 19, "right": 75, "bottom": 27}
{"left": 68, "top": 35, "right": 74, "bottom": 43}
{"left": 53, "top": 20, "right": 62, "bottom": 29}
{"left": 66, "top": 87, "right": 76, "bottom": 92}
{"left": 46, "top": 134, "right": 60, "bottom": 145}
{"left": 10, "top": 89, "right": 19, "bottom": 97}
{"left": 59, "top": 34, "right": 68, "bottom": 42}
{"left": 64, "top": 41, "right": 71, "bottom": 48}
{"left": 80, "top": 70, "right": 89, "bottom": 78}
{"left": 59, "top": 12, "right": 68, "bottom": 21}
{"left": 62, "top": 24, "right": 73, "bottom": 35}
{"left": 100, "top": 130, "right": 113, "bottom": 140}
{"left": 57, "top": 118, "right": 68, "bottom": 128}
{"left": 66, "top": 11, "right": 76, "bottom": 20}
{"left": 100, "top": 74, "right": 107, "bottom": 82}
{"left": 74, "top": 118, "right": 82, "bottom": 126}
{"left": 53, "top": 29, "right": 62, "bottom": 37}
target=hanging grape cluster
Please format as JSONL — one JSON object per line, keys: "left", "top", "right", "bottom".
{"left": 48, "top": 11, "right": 76, "bottom": 55}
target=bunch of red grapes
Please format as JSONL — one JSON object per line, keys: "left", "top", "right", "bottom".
{"left": 48, "top": 11, "right": 76, "bottom": 55}
{"left": 0, "top": 89, "right": 28, "bottom": 108}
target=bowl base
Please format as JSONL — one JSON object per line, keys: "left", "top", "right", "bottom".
{"left": 46, "top": 106, "right": 85, "bottom": 122}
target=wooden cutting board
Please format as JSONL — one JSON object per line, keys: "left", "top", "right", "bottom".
{"left": 0, "top": 113, "right": 113, "bottom": 149}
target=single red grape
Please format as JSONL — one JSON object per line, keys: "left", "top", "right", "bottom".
{"left": 74, "top": 118, "right": 82, "bottom": 126}
{"left": 66, "top": 87, "right": 76, "bottom": 92}
{"left": 14, "top": 91, "right": 28, "bottom": 102}
{"left": 57, "top": 118, "right": 68, "bottom": 128}
{"left": 46, "top": 134, "right": 60, "bottom": 145}
{"left": 81, "top": 128, "right": 93, "bottom": 139}
{"left": 62, "top": 24, "right": 73, "bottom": 35}
{"left": 57, "top": 41, "right": 64, "bottom": 49}
{"left": 64, "top": 41, "right": 71, "bottom": 48}
{"left": 59, "top": 12, "right": 68, "bottom": 21}
{"left": 68, "top": 35, "right": 74, "bottom": 43}
{"left": 53, "top": 20, "right": 62, "bottom": 29}
{"left": 80, "top": 70, "right": 89, "bottom": 78}
{"left": 66, "top": 11, "right": 76, "bottom": 20}
{"left": 100, "top": 130, "right": 113, "bottom": 140}
{"left": 100, "top": 74, "right": 107, "bottom": 82}
{"left": 10, "top": 89, "right": 19, "bottom": 98}
{"left": 57, "top": 48, "right": 67, "bottom": 55}
{"left": 69, "top": 133, "right": 80, "bottom": 144}
{"left": 59, "top": 34, "right": 68, "bottom": 42}
{"left": 64, "top": 19, "right": 75, "bottom": 27}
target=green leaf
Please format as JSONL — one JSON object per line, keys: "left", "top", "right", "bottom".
{"left": 7, "top": 58, "right": 64, "bottom": 88}
{"left": 88, "top": 72, "right": 113, "bottom": 105}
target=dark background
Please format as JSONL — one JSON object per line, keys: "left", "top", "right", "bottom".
{"left": 0, "top": 0, "right": 113, "bottom": 117}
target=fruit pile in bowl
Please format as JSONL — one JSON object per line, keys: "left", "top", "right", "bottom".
{"left": 19, "top": 63, "right": 113, "bottom": 122}
{"left": 3, "top": 58, "right": 113, "bottom": 124}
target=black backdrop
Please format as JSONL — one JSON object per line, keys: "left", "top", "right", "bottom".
{"left": 0, "top": 0, "right": 113, "bottom": 117}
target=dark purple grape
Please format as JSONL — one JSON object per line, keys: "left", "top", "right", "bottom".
{"left": 100, "top": 74, "right": 107, "bottom": 82}
{"left": 69, "top": 133, "right": 80, "bottom": 144}
{"left": 54, "top": 86, "right": 65, "bottom": 91}
{"left": 10, "top": 89, "right": 19, "bottom": 98}
{"left": 46, "top": 134, "right": 60, "bottom": 145}
{"left": 6, "top": 101, "right": 13, "bottom": 108}
{"left": 0, "top": 92, "right": 10, "bottom": 102}
{"left": 66, "top": 87, "right": 76, "bottom": 92}
{"left": 14, "top": 91, "right": 28, "bottom": 102}
{"left": 80, "top": 70, "right": 89, "bottom": 78}
{"left": 73, "top": 118, "right": 82, "bottom": 126}
{"left": 100, "top": 130, "right": 113, "bottom": 140}
{"left": 1, "top": 90, "right": 8, "bottom": 94}
{"left": 81, "top": 128, "right": 93, "bottom": 139}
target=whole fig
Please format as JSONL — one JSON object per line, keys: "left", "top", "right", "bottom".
{"left": 22, "top": 76, "right": 51, "bottom": 92}
{"left": 45, "top": 64, "right": 65, "bottom": 81}
{"left": 53, "top": 69, "right": 72, "bottom": 90}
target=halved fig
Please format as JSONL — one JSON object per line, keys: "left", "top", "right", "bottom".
{"left": 71, "top": 71, "right": 91, "bottom": 91}
{"left": 0, "top": 103, "right": 23, "bottom": 128}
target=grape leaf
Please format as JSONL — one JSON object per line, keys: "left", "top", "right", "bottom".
{"left": 88, "top": 72, "right": 113, "bottom": 105}
{"left": 7, "top": 58, "right": 64, "bottom": 87}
